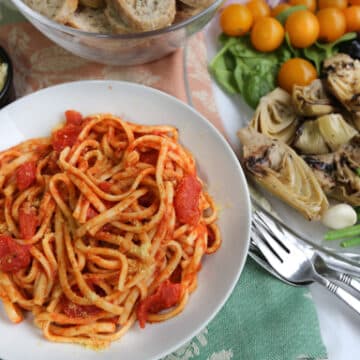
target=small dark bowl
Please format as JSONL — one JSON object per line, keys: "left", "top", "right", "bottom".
{"left": 0, "top": 46, "right": 15, "bottom": 109}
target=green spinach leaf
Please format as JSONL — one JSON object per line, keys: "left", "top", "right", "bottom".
{"left": 301, "top": 32, "right": 357, "bottom": 73}
{"left": 276, "top": 5, "right": 307, "bottom": 25}
{"left": 303, "top": 46, "right": 325, "bottom": 73}
{"left": 209, "top": 37, "right": 239, "bottom": 94}
{"left": 315, "top": 32, "right": 357, "bottom": 58}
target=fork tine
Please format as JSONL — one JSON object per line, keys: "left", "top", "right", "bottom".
{"left": 252, "top": 218, "right": 289, "bottom": 260}
{"left": 257, "top": 210, "right": 304, "bottom": 248}
{"left": 252, "top": 227, "right": 283, "bottom": 270}
{"left": 253, "top": 210, "right": 287, "bottom": 243}
{"left": 253, "top": 210, "right": 301, "bottom": 254}
{"left": 253, "top": 206, "right": 310, "bottom": 249}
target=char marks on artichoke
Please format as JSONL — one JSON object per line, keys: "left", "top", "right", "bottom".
{"left": 292, "top": 79, "right": 335, "bottom": 117}
{"left": 293, "top": 113, "right": 358, "bottom": 155}
{"left": 304, "top": 136, "right": 360, "bottom": 206}
{"left": 323, "top": 54, "right": 360, "bottom": 129}
{"left": 237, "top": 54, "right": 360, "bottom": 220}
{"left": 238, "top": 127, "right": 329, "bottom": 220}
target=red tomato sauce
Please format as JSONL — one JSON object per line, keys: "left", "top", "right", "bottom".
{"left": 61, "top": 284, "right": 101, "bottom": 318}
{"left": 16, "top": 161, "right": 36, "bottom": 191}
{"left": 19, "top": 202, "right": 38, "bottom": 239}
{"left": 140, "top": 150, "right": 158, "bottom": 165}
{"left": 174, "top": 174, "right": 202, "bottom": 226}
{"left": 98, "top": 182, "right": 112, "bottom": 192}
{"left": 86, "top": 205, "right": 98, "bottom": 220}
{"left": 62, "top": 298, "right": 101, "bottom": 318}
{"left": 136, "top": 280, "right": 182, "bottom": 328}
{"left": 0, "top": 235, "right": 31, "bottom": 272}
{"left": 65, "top": 110, "right": 83, "bottom": 126}
{"left": 207, "top": 226, "right": 216, "bottom": 248}
{"left": 52, "top": 110, "right": 86, "bottom": 152}
{"left": 52, "top": 125, "right": 82, "bottom": 152}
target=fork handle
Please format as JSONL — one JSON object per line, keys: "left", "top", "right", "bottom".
{"left": 315, "top": 274, "right": 360, "bottom": 315}
{"left": 337, "top": 273, "right": 360, "bottom": 293}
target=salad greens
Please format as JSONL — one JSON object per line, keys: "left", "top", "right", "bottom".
{"left": 303, "top": 32, "right": 357, "bottom": 73}
{"left": 209, "top": 34, "right": 292, "bottom": 109}
{"left": 210, "top": 9, "right": 356, "bottom": 109}
{"left": 275, "top": 5, "right": 306, "bottom": 24}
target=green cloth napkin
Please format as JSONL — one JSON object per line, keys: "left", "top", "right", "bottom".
{"left": 162, "top": 258, "right": 327, "bottom": 360}
{"left": 0, "top": 2, "right": 328, "bottom": 359}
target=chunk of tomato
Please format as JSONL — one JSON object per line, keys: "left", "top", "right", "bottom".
{"left": 98, "top": 182, "right": 112, "bottom": 192}
{"left": 0, "top": 235, "right": 31, "bottom": 273}
{"left": 86, "top": 205, "right": 98, "bottom": 220}
{"left": 140, "top": 150, "right": 158, "bottom": 165}
{"left": 16, "top": 161, "right": 36, "bottom": 191}
{"left": 52, "top": 124, "right": 82, "bottom": 152}
{"left": 65, "top": 110, "right": 83, "bottom": 126}
{"left": 19, "top": 203, "right": 38, "bottom": 239}
{"left": 174, "top": 174, "right": 202, "bottom": 226}
{"left": 137, "top": 280, "right": 182, "bottom": 328}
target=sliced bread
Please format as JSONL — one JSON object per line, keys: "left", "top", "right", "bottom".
{"left": 178, "top": 0, "right": 214, "bottom": 8}
{"left": 67, "top": 7, "right": 112, "bottom": 33}
{"left": 174, "top": 2, "right": 203, "bottom": 23}
{"left": 79, "top": 0, "right": 105, "bottom": 9}
{"left": 110, "top": 0, "right": 176, "bottom": 31}
{"left": 104, "top": 0, "right": 133, "bottom": 33}
{"left": 23, "top": 0, "right": 78, "bottom": 23}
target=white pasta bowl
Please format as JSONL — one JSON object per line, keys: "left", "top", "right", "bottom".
{"left": 0, "top": 80, "right": 250, "bottom": 360}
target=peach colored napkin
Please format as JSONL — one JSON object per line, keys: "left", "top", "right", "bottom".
{"left": 0, "top": 22, "right": 224, "bottom": 134}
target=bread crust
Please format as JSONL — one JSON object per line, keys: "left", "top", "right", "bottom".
{"left": 104, "top": 1, "right": 132, "bottom": 33}
{"left": 111, "top": 0, "right": 176, "bottom": 31}
{"left": 174, "top": 2, "right": 203, "bottom": 23}
{"left": 23, "top": 0, "right": 78, "bottom": 23}
{"left": 67, "top": 7, "right": 112, "bottom": 33}
{"left": 177, "top": 0, "right": 214, "bottom": 8}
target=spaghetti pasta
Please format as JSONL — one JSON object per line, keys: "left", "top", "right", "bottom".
{"left": 0, "top": 110, "right": 221, "bottom": 349}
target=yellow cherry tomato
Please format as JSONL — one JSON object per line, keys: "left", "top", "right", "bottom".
{"left": 289, "top": 0, "right": 317, "bottom": 11}
{"left": 220, "top": 4, "right": 254, "bottom": 36}
{"left": 246, "top": 0, "right": 271, "bottom": 20}
{"left": 271, "top": 3, "right": 291, "bottom": 17}
{"left": 344, "top": 6, "right": 360, "bottom": 31}
{"left": 278, "top": 58, "right": 317, "bottom": 93}
{"left": 317, "top": 8, "right": 346, "bottom": 42}
{"left": 285, "top": 10, "right": 320, "bottom": 48}
{"left": 318, "top": 0, "right": 348, "bottom": 9}
{"left": 251, "top": 17, "right": 285, "bottom": 52}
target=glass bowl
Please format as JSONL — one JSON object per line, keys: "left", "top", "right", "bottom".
{"left": 10, "top": 0, "right": 223, "bottom": 66}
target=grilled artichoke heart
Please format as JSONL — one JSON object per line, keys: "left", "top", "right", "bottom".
{"left": 238, "top": 127, "right": 328, "bottom": 220}
{"left": 293, "top": 114, "right": 358, "bottom": 154}
{"left": 304, "top": 136, "right": 360, "bottom": 206}
{"left": 293, "top": 120, "right": 329, "bottom": 155}
{"left": 323, "top": 54, "right": 360, "bottom": 119}
{"left": 292, "top": 79, "right": 335, "bottom": 117}
{"left": 249, "top": 87, "right": 298, "bottom": 144}
{"left": 318, "top": 113, "right": 358, "bottom": 151}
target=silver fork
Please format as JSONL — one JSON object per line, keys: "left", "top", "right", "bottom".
{"left": 250, "top": 237, "right": 360, "bottom": 290}
{"left": 252, "top": 209, "right": 360, "bottom": 292}
{"left": 249, "top": 241, "right": 312, "bottom": 287}
{"left": 252, "top": 213, "right": 360, "bottom": 315}
{"left": 252, "top": 204, "right": 360, "bottom": 286}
